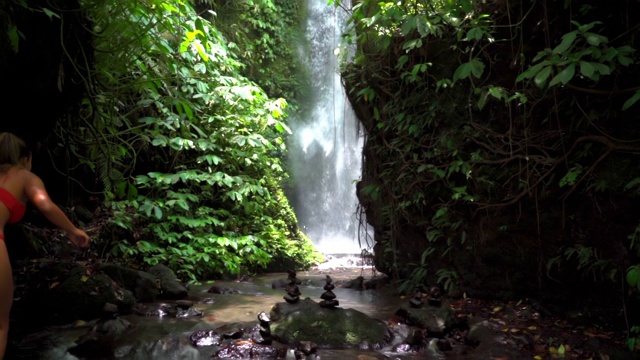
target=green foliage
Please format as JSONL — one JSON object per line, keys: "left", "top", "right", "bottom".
{"left": 335, "top": 0, "right": 640, "bottom": 322}
{"left": 207, "top": 0, "right": 310, "bottom": 109}
{"left": 628, "top": 326, "right": 640, "bottom": 352}
{"left": 626, "top": 266, "right": 640, "bottom": 351}
{"left": 626, "top": 265, "right": 640, "bottom": 292}
{"left": 547, "top": 245, "right": 617, "bottom": 282}
{"left": 436, "top": 268, "right": 460, "bottom": 295}
{"left": 516, "top": 21, "right": 635, "bottom": 93}
{"left": 396, "top": 246, "right": 433, "bottom": 294}
{"left": 44, "top": 0, "right": 323, "bottom": 281}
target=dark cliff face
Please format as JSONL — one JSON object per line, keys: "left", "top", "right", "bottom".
{"left": 340, "top": 0, "right": 640, "bottom": 319}
{"left": 1, "top": 0, "right": 91, "bottom": 140}
{"left": 1, "top": 0, "right": 94, "bottom": 201}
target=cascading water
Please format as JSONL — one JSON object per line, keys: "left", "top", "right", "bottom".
{"left": 286, "top": 0, "right": 370, "bottom": 255}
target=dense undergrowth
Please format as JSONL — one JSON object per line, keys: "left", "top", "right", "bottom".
{"left": 332, "top": 0, "right": 640, "bottom": 350}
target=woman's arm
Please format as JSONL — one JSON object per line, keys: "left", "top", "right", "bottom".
{"left": 23, "top": 171, "right": 90, "bottom": 248}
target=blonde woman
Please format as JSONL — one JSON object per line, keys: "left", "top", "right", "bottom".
{"left": 0, "top": 132, "right": 90, "bottom": 358}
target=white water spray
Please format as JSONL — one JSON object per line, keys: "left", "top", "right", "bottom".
{"left": 286, "top": 0, "right": 369, "bottom": 255}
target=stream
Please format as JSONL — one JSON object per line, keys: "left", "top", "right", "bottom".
{"left": 8, "top": 255, "right": 439, "bottom": 360}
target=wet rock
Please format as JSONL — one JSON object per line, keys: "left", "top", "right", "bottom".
{"left": 132, "top": 301, "right": 203, "bottom": 319}
{"left": 409, "top": 290, "right": 424, "bottom": 308}
{"left": 98, "top": 263, "right": 160, "bottom": 302}
{"left": 344, "top": 276, "right": 365, "bottom": 290}
{"left": 94, "top": 315, "right": 131, "bottom": 336}
{"left": 176, "top": 306, "right": 204, "bottom": 318}
{"left": 465, "top": 318, "right": 532, "bottom": 358}
{"left": 102, "top": 302, "right": 119, "bottom": 315}
{"left": 393, "top": 342, "right": 416, "bottom": 353}
{"left": 189, "top": 329, "right": 223, "bottom": 346}
{"left": 270, "top": 298, "right": 392, "bottom": 349}
{"left": 427, "top": 286, "right": 443, "bottom": 307}
{"left": 364, "top": 274, "right": 389, "bottom": 290}
{"left": 296, "top": 340, "right": 317, "bottom": 355}
{"left": 395, "top": 301, "right": 455, "bottom": 336}
{"left": 214, "top": 341, "right": 286, "bottom": 359}
{"left": 148, "top": 264, "right": 188, "bottom": 299}
{"left": 134, "top": 302, "right": 188, "bottom": 317}
{"left": 405, "top": 328, "right": 426, "bottom": 346}
{"left": 46, "top": 266, "right": 136, "bottom": 322}
{"left": 251, "top": 311, "right": 273, "bottom": 345}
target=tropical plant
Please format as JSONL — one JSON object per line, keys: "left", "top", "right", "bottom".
{"left": 30, "top": 0, "right": 324, "bottom": 281}
{"left": 331, "top": 0, "right": 640, "bottom": 320}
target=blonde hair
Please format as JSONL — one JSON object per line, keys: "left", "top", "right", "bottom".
{"left": 0, "top": 132, "right": 31, "bottom": 167}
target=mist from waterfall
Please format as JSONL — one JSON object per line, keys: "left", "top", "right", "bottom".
{"left": 286, "top": 0, "right": 370, "bottom": 255}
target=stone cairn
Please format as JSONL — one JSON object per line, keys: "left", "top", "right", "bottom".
{"left": 319, "top": 275, "right": 339, "bottom": 308}
{"left": 283, "top": 270, "right": 301, "bottom": 304}
{"left": 409, "top": 289, "right": 424, "bottom": 308}
{"left": 251, "top": 311, "right": 272, "bottom": 345}
{"left": 427, "top": 286, "right": 443, "bottom": 307}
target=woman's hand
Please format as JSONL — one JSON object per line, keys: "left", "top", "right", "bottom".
{"left": 68, "top": 228, "right": 90, "bottom": 248}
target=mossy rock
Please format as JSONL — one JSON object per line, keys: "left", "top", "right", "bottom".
{"left": 270, "top": 298, "right": 392, "bottom": 349}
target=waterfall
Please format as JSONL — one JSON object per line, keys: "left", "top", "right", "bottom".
{"left": 286, "top": 0, "right": 369, "bottom": 255}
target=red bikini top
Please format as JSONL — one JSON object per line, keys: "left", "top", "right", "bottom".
{"left": 0, "top": 186, "right": 26, "bottom": 224}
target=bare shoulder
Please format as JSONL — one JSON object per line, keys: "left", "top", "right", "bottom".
{"left": 21, "top": 168, "right": 45, "bottom": 189}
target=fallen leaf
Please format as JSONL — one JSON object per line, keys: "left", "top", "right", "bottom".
{"left": 558, "top": 344, "right": 566, "bottom": 356}
{"left": 50, "top": 282, "right": 60, "bottom": 289}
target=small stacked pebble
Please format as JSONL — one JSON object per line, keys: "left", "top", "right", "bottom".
{"left": 251, "top": 311, "right": 272, "bottom": 345}
{"left": 283, "top": 270, "right": 301, "bottom": 304}
{"left": 319, "top": 275, "right": 339, "bottom": 308}
{"left": 409, "top": 289, "right": 424, "bottom": 308}
{"left": 427, "top": 286, "right": 442, "bottom": 307}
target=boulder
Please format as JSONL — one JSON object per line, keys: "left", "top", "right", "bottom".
{"left": 270, "top": 298, "right": 392, "bottom": 349}
{"left": 99, "top": 263, "right": 159, "bottom": 302}
{"left": 148, "top": 264, "right": 188, "bottom": 299}
{"left": 395, "top": 301, "right": 456, "bottom": 336}
{"left": 48, "top": 266, "right": 135, "bottom": 321}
